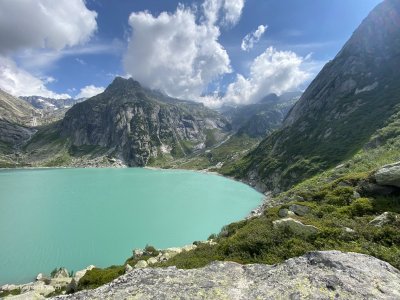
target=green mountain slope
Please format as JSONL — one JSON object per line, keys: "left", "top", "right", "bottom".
{"left": 227, "top": 0, "right": 400, "bottom": 193}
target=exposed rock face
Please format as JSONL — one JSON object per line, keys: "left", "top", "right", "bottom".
{"left": 61, "top": 77, "right": 230, "bottom": 166}
{"left": 273, "top": 218, "right": 318, "bottom": 236}
{"left": 369, "top": 212, "right": 399, "bottom": 227}
{"left": 0, "top": 89, "right": 38, "bottom": 127}
{"left": 236, "top": 0, "right": 400, "bottom": 193}
{"left": 288, "top": 204, "right": 311, "bottom": 216}
{"left": 0, "top": 89, "right": 39, "bottom": 162}
{"left": 52, "top": 251, "right": 400, "bottom": 299}
{"left": 375, "top": 161, "right": 400, "bottom": 188}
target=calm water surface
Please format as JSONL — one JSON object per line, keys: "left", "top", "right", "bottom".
{"left": 0, "top": 168, "right": 262, "bottom": 285}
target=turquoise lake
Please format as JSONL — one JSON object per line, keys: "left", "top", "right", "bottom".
{"left": 0, "top": 168, "right": 262, "bottom": 285}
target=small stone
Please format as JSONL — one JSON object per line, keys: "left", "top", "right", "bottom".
{"left": 125, "top": 264, "right": 133, "bottom": 273}
{"left": 36, "top": 273, "right": 44, "bottom": 281}
{"left": 147, "top": 257, "right": 158, "bottom": 265}
{"left": 134, "top": 260, "right": 148, "bottom": 268}
{"left": 344, "top": 227, "right": 355, "bottom": 233}
{"left": 133, "top": 249, "right": 143, "bottom": 258}
{"left": 353, "top": 191, "right": 361, "bottom": 199}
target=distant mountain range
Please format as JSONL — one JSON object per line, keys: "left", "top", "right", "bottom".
{"left": 20, "top": 96, "right": 86, "bottom": 111}
{"left": 0, "top": 74, "right": 299, "bottom": 168}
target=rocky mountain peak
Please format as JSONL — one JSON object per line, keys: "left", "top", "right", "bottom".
{"left": 104, "top": 77, "right": 142, "bottom": 94}
{"left": 285, "top": 0, "right": 400, "bottom": 127}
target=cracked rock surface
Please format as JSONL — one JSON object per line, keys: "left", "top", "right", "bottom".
{"left": 53, "top": 251, "right": 400, "bottom": 300}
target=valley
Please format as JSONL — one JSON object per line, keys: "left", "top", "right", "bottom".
{"left": 1, "top": 0, "right": 400, "bottom": 299}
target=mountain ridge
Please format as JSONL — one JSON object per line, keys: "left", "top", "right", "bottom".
{"left": 229, "top": 0, "right": 400, "bottom": 193}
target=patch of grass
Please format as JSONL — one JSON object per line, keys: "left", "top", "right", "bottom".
{"left": 0, "top": 288, "right": 21, "bottom": 297}
{"left": 78, "top": 244, "right": 160, "bottom": 291}
{"left": 77, "top": 265, "right": 125, "bottom": 290}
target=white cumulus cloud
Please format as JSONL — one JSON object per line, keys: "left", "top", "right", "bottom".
{"left": 0, "top": 56, "right": 70, "bottom": 98}
{"left": 241, "top": 24, "right": 267, "bottom": 51}
{"left": 203, "top": 47, "right": 310, "bottom": 107}
{"left": 203, "top": 0, "right": 245, "bottom": 27}
{"left": 123, "top": 5, "right": 232, "bottom": 100}
{"left": 0, "top": 0, "right": 97, "bottom": 54}
{"left": 76, "top": 85, "right": 105, "bottom": 99}
{"left": 0, "top": 0, "right": 98, "bottom": 98}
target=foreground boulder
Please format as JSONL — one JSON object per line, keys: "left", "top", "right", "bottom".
{"left": 51, "top": 251, "right": 400, "bottom": 300}
{"left": 374, "top": 161, "right": 400, "bottom": 188}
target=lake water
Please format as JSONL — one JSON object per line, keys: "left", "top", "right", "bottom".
{"left": 0, "top": 168, "right": 262, "bottom": 285}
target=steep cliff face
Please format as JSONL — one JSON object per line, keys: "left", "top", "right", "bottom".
{"left": 232, "top": 0, "right": 400, "bottom": 193}
{"left": 0, "top": 89, "right": 39, "bottom": 165}
{"left": 60, "top": 77, "right": 230, "bottom": 166}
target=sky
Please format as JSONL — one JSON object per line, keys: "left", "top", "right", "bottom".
{"left": 0, "top": 0, "right": 382, "bottom": 106}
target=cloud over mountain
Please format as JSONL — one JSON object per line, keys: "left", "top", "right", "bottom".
{"left": 0, "top": 0, "right": 97, "bottom": 98}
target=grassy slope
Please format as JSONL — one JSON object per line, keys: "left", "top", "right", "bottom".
{"left": 156, "top": 110, "right": 400, "bottom": 269}
{"left": 151, "top": 134, "right": 261, "bottom": 170}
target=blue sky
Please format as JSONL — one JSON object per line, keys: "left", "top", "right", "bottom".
{"left": 0, "top": 0, "right": 381, "bottom": 105}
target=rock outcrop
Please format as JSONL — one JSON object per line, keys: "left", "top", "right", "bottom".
{"left": 273, "top": 218, "right": 318, "bottom": 236}
{"left": 52, "top": 251, "right": 400, "bottom": 299}
{"left": 0, "top": 89, "right": 39, "bottom": 165}
{"left": 369, "top": 212, "right": 399, "bottom": 227}
{"left": 375, "top": 161, "right": 400, "bottom": 188}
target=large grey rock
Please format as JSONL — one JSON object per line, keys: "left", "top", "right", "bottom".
{"left": 52, "top": 251, "right": 400, "bottom": 299}
{"left": 134, "top": 260, "right": 148, "bottom": 269}
{"left": 273, "top": 218, "right": 318, "bottom": 236}
{"left": 125, "top": 264, "right": 133, "bottom": 273}
{"left": 375, "top": 161, "right": 400, "bottom": 188}
{"left": 289, "top": 204, "right": 311, "bottom": 216}
{"left": 53, "top": 268, "right": 69, "bottom": 279}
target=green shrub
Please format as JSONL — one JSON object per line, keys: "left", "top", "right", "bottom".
{"left": 78, "top": 265, "right": 125, "bottom": 290}
{"left": 350, "top": 198, "right": 374, "bottom": 216}
{"left": 144, "top": 245, "right": 159, "bottom": 256}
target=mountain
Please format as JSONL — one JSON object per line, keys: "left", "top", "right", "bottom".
{"left": 20, "top": 96, "right": 85, "bottom": 111}
{"left": 221, "top": 92, "right": 300, "bottom": 138}
{"left": 228, "top": 0, "right": 400, "bottom": 193}
{"left": 49, "top": 77, "right": 230, "bottom": 166}
{"left": 0, "top": 89, "right": 40, "bottom": 167}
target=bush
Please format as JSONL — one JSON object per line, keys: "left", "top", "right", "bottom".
{"left": 144, "top": 245, "right": 159, "bottom": 256}
{"left": 350, "top": 198, "right": 374, "bottom": 216}
{"left": 78, "top": 265, "right": 125, "bottom": 290}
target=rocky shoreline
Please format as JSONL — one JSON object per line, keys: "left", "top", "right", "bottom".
{"left": 53, "top": 251, "right": 400, "bottom": 299}
{"left": 0, "top": 242, "right": 214, "bottom": 299}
